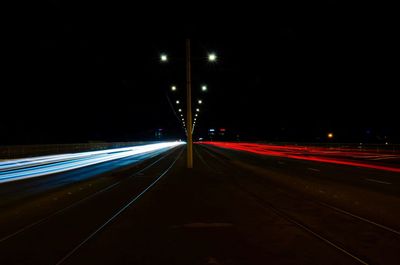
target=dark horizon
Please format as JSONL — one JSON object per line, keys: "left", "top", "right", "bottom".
{"left": 3, "top": 2, "right": 398, "bottom": 145}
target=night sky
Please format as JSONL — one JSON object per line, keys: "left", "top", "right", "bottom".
{"left": 2, "top": 2, "right": 398, "bottom": 145}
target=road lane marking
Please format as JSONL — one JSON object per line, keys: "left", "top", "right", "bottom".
{"left": 318, "top": 201, "right": 400, "bottom": 236}
{"left": 54, "top": 148, "right": 184, "bottom": 265}
{"left": 307, "top": 168, "right": 321, "bottom": 172}
{"left": 352, "top": 155, "right": 385, "bottom": 159}
{"left": 370, "top": 156, "right": 400, "bottom": 161}
{"left": 365, "top": 178, "right": 392, "bottom": 185}
{"left": 176, "top": 223, "right": 233, "bottom": 228}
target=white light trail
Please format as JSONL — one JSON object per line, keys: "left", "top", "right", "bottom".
{"left": 0, "top": 142, "right": 185, "bottom": 184}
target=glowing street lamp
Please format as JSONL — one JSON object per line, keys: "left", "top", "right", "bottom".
{"left": 161, "top": 41, "right": 217, "bottom": 169}
{"left": 160, "top": 54, "right": 168, "bottom": 62}
{"left": 208, "top": 53, "right": 217, "bottom": 62}
{"left": 328, "top": 133, "right": 334, "bottom": 139}
{"left": 198, "top": 99, "right": 202, "bottom": 104}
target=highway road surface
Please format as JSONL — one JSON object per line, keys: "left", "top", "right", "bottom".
{"left": 0, "top": 142, "right": 399, "bottom": 265}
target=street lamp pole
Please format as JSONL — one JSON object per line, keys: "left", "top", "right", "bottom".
{"left": 186, "top": 39, "right": 193, "bottom": 168}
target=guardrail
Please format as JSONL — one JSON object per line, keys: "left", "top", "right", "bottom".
{"left": 0, "top": 141, "right": 157, "bottom": 159}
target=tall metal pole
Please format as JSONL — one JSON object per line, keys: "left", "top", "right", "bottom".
{"left": 186, "top": 39, "right": 193, "bottom": 168}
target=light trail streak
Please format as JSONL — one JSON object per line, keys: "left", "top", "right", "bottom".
{"left": 0, "top": 142, "right": 185, "bottom": 184}
{"left": 200, "top": 142, "right": 400, "bottom": 173}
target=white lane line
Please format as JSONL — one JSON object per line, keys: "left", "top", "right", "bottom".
{"left": 365, "top": 178, "right": 392, "bottom": 185}
{"left": 308, "top": 168, "right": 321, "bottom": 172}
{"left": 318, "top": 202, "right": 400, "bottom": 236}
{"left": 55, "top": 148, "right": 184, "bottom": 265}
{"left": 352, "top": 155, "right": 384, "bottom": 159}
{"left": 370, "top": 156, "right": 400, "bottom": 161}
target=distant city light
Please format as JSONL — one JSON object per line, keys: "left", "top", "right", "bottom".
{"left": 196, "top": 108, "right": 200, "bottom": 112}
{"left": 171, "top": 86, "right": 177, "bottom": 91}
{"left": 328, "top": 133, "right": 334, "bottom": 139}
{"left": 178, "top": 109, "right": 182, "bottom": 112}
{"left": 201, "top": 85, "right": 207, "bottom": 91}
{"left": 176, "top": 100, "right": 179, "bottom": 104}
{"left": 198, "top": 100, "right": 202, "bottom": 104}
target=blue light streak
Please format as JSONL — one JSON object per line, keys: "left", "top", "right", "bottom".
{"left": 0, "top": 142, "right": 185, "bottom": 184}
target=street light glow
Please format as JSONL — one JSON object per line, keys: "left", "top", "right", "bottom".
{"left": 195, "top": 114, "right": 198, "bottom": 117}
{"left": 160, "top": 54, "right": 168, "bottom": 62}
{"left": 160, "top": 41, "right": 215, "bottom": 169}
{"left": 208, "top": 53, "right": 217, "bottom": 62}
{"left": 328, "top": 133, "right": 334, "bottom": 139}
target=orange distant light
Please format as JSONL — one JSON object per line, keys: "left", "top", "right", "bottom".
{"left": 328, "top": 133, "right": 334, "bottom": 139}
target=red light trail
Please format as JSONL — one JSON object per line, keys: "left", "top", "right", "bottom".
{"left": 199, "top": 142, "right": 400, "bottom": 173}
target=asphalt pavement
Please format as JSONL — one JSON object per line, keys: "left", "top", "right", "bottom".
{"left": 0, "top": 144, "right": 399, "bottom": 265}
